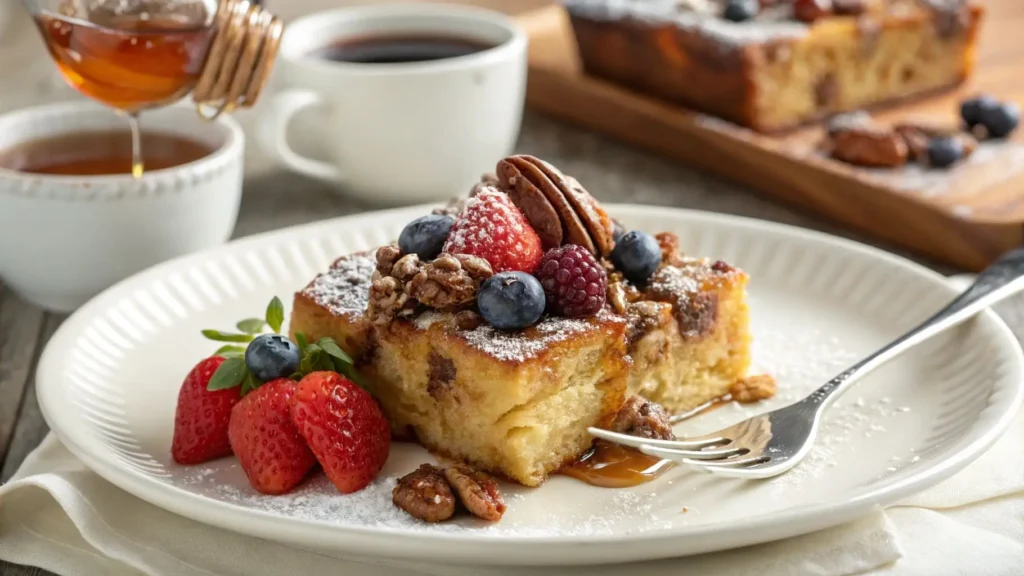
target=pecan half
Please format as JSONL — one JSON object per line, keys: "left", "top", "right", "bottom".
{"left": 795, "top": 0, "right": 833, "bottom": 24}
{"left": 830, "top": 125, "right": 909, "bottom": 168}
{"left": 730, "top": 374, "right": 777, "bottom": 403}
{"left": 611, "top": 396, "right": 675, "bottom": 440}
{"left": 393, "top": 464, "right": 456, "bottom": 523}
{"left": 444, "top": 463, "right": 507, "bottom": 521}
{"left": 497, "top": 155, "right": 614, "bottom": 257}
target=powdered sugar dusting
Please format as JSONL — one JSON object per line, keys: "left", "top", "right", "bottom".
{"left": 565, "top": 0, "right": 808, "bottom": 49}
{"left": 460, "top": 314, "right": 607, "bottom": 362}
{"left": 303, "top": 252, "right": 375, "bottom": 318}
{"left": 441, "top": 189, "right": 526, "bottom": 256}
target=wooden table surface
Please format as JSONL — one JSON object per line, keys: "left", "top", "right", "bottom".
{"left": 2, "top": 1, "right": 1023, "bottom": 575}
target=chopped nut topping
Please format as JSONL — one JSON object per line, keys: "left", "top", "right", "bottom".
{"left": 730, "top": 374, "right": 778, "bottom": 403}
{"left": 367, "top": 246, "right": 493, "bottom": 325}
{"left": 655, "top": 232, "right": 685, "bottom": 267}
{"left": 393, "top": 464, "right": 456, "bottom": 523}
{"left": 374, "top": 244, "right": 402, "bottom": 278}
{"left": 444, "top": 463, "right": 507, "bottom": 522}
{"left": 611, "top": 396, "right": 675, "bottom": 440}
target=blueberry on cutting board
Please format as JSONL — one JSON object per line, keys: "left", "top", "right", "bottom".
{"left": 979, "top": 102, "right": 1020, "bottom": 139}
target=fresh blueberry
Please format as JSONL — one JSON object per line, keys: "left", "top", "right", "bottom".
{"left": 245, "top": 334, "right": 301, "bottom": 382}
{"left": 612, "top": 219, "right": 627, "bottom": 243}
{"left": 926, "top": 137, "right": 964, "bottom": 169}
{"left": 960, "top": 95, "right": 999, "bottom": 129}
{"left": 477, "top": 272, "right": 545, "bottom": 330}
{"left": 399, "top": 214, "right": 455, "bottom": 260}
{"left": 610, "top": 230, "right": 661, "bottom": 286}
{"left": 723, "top": 0, "right": 759, "bottom": 22}
{"left": 979, "top": 101, "right": 1020, "bottom": 139}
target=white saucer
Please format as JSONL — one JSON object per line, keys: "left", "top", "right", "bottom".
{"left": 35, "top": 205, "right": 1024, "bottom": 566}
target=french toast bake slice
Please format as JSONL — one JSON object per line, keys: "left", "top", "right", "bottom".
{"left": 290, "top": 246, "right": 750, "bottom": 486}
{"left": 290, "top": 156, "right": 753, "bottom": 486}
{"left": 565, "top": 0, "right": 983, "bottom": 132}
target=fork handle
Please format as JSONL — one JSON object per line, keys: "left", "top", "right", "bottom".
{"left": 809, "top": 246, "right": 1024, "bottom": 407}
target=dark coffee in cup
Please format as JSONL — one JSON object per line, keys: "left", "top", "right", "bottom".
{"left": 310, "top": 34, "right": 493, "bottom": 64}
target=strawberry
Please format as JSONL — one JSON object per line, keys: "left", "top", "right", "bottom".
{"left": 290, "top": 371, "right": 390, "bottom": 494}
{"left": 228, "top": 378, "right": 317, "bottom": 494}
{"left": 172, "top": 356, "right": 238, "bottom": 464}
{"left": 442, "top": 189, "right": 543, "bottom": 274}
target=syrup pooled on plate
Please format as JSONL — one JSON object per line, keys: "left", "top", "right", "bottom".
{"left": 562, "top": 440, "right": 670, "bottom": 488}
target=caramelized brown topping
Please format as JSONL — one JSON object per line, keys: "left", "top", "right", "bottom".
{"left": 611, "top": 396, "right": 675, "bottom": 440}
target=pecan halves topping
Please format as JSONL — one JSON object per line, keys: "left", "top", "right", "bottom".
{"left": 444, "top": 463, "right": 507, "bottom": 522}
{"left": 654, "top": 232, "right": 685, "bottom": 267}
{"left": 496, "top": 155, "right": 615, "bottom": 257}
{"left": 393, "top": 464, "right": 456, "bottom": 523}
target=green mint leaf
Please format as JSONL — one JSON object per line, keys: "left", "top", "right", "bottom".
{"left": 265, "top": 297, "right": 284, "bottom": 333}
{"left": 299, "top": 344, "right": 322, "bottom": 376}
{"left": 213, "top": 344, "right": 247, "bottom": 357}
{"left": 316, "top": 352, "right": 335, "bottom": 372}
{"left": 244, "top": 371, "right": 261, "bottom": 395}
{"left": 295, "top": 332, "right": 308, "bottom": 352}
{"left": 207, "top": 357, "right": 247, "bottom": 391}
{"left": 317, "top": 337, "right": 353, "bottom": 364}
{"left": 236, "top": 318, "right": 266, "bottom": 334}
{"left": 332, "top": 358, "right": 368, "bottom": 389}
{"left": 202, "top": 330, "right": 253, "bottom": 343}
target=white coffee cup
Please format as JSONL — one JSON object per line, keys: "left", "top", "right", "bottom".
{"left": 258, "top": 3, "right": 527, "bottom": 205}
{"left": 0, "top": 101, "right": 244, "bottom": 313}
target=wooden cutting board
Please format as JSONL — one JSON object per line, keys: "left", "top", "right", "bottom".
{"left": 515, "top": 1, "right": 1024, "bottom": 271}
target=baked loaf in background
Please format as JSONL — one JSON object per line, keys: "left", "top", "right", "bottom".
{"left": 564, "top": 0, "right": 984, "bottom": 132}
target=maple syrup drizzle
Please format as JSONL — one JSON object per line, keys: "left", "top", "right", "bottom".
{"left": 562, "top": 394, "right": 732, "bottom": 488}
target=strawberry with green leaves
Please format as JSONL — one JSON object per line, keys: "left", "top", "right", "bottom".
{"left": 174, "top": 295, "right": 385, "bottom": 494}
{"left": 172, "top": 297, "right": 291, "bottom": 465}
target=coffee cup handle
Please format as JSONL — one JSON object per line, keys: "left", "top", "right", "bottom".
{"left": 258, "top": 89, "right": 343, "bottom": 183}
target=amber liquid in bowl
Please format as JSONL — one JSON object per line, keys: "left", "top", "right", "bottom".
{"left": 35, "top": 13, "right": 214, "bottom": 112}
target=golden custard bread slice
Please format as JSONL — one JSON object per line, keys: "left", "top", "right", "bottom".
{"left": 290, "top": 244, "right": 751, "bottom": 486}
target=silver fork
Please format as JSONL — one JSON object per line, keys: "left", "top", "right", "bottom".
{"left": 589, "top": 246, "right": 1024, "bottom": 479}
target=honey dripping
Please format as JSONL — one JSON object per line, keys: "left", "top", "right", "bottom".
{"left": 562, "top": 396, "right": 730, "bottom": 488}
{"left": 33, "top": 0, "right": 281, "bottom": 178}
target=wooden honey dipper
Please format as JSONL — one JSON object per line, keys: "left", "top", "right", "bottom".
{"left": 192, "top": 0, "right": 284, "bottom": 120}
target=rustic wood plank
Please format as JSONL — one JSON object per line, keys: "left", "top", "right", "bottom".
{"left": 0, "top": 289, "right": 46, "bottom": 466}
{"left": 518, "top": 1, "right": 1024, "bottom": 272}
{"left": 1, "top": 314, "right": 65, "bottom": 483}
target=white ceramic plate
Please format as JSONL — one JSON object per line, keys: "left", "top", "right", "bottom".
{"left": 36, "top": 205, "right": 1024, "bottom": 566}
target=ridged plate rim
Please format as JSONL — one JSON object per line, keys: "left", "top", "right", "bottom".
{"left": 35, "top": 204, "right": 1024, "bottom": 566}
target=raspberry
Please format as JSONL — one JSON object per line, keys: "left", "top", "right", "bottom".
{"left": 442, "top": 188, "right": 543, "bottom": 273}
{"left": 535, "top": 245, "right": 607, "bottom": 317}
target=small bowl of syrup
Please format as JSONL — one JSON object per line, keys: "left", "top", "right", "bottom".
{"left": 0, "top": 101, "right": 245, "bottom": 313}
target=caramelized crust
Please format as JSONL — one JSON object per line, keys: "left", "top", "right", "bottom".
{"left": 566, "top": 0, "right": 984, "bottom": 132}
